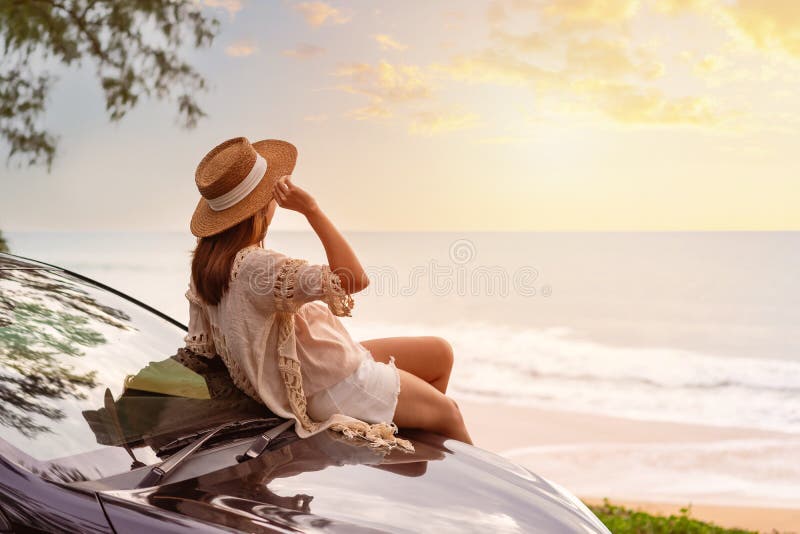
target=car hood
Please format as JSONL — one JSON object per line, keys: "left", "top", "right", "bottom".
{"left": 97, "top": 429, "right": 607, "bottom": 533}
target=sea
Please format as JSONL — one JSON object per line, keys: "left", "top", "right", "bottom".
{"left": 5, "top": 230, "right": 800, "bottom": 506}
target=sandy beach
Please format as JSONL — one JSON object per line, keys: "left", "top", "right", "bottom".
{"left": 456, "top": 399, "right": 800, "bottom": 533}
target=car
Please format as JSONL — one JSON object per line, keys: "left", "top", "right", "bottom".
{"left": 0, "top": 252, "right": 610, "bottom": 533}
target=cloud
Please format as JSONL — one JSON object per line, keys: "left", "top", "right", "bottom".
{"left": 322, "top": 0, "right": 750, "bottom": 132}
{"left": 408, "top": 110, "right": 481, "bottom": 136}
{"left": 488, "top": 28, "right": 550, "bottom": 53}
{"left": 303, "top": 114, "right": 329, "bottom": 122}
{"left": 432, "top": 47, "right": 717, "bottom": 126}
{"left": 332, "top": 60, "right": 433, "bottom": 122}
{"left": 679, "top": 51, "right": 726, "bottom": 75}
{"left": 446, "top": 0, "right": 734, "bottom": 129}
{"left": 696, "top": 54, "right": 724, "bottom": 74}
{"left": 565, "top": 36, "right": 664, "bottom": 79}
{"left": 201, "top": 0, "right": 243, "bottom": 17}
{"left": 332, "top": 60, "right": 432, "bottom": 102}
{"left": 571, "top": 79, "right": 718, "bottom": 125}
{"left": 330, "top": 61, "right": 483, "bottom": 135}
{"left": 344, "top": 102, "right": 393, "bottom": 121}
{"left": 480, "top": 1, "right": 666, "bottom": 85}
{"left": 225, "top": 40, "right": 257, "bottom": 57}
{"left": 293, "top": 1, "right": 351, "bottom": 28}
{"left": 650, "top": 0, "right": 710, "bottom": 15}
{"left": 722, "top": 0, "right": 800, "bottom": 58}
{"left": 430, "top": 49, "right": 564, "bottom": 90}
{"left": 654, "top": 0, "right": 800, "bottom": 59}
{"left": 676, "top": 52, "right": 781, "bottom": 88}
{"left": 282, "top": 43, "right": 326, "bottom": 59}
{"left": 332, "top": 62, "right": 371, "bottom": 77}
{"left": 373, "top": 34, "right": 409, "bottom": 51}
{"left": 487, "top": 24, "right": 664, "bottom": 81}
{"left": 538, "top": 0, "right": 641, "bottom": 30}
{"left": 488, "top": 0, "right": 641, "bottom": 30}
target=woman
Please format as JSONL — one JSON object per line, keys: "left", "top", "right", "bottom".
{"left": 184, "top": 137, "right": 473, "bottom": 453}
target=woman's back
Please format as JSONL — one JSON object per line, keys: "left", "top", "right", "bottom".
{"left": 186, "top": 244, "right": 369, "bottom": 400}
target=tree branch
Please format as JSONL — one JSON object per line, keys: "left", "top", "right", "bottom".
{"left": 0, "top": 0, "right": 220, "bottom": 169}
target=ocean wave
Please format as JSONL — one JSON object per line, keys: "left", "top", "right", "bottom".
{"left": 348, "top": 321, "right": 800, "bottom": 434}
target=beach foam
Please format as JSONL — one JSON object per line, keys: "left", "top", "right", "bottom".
{"left": 348, "top": 321, "right": 800, "bottom": 435}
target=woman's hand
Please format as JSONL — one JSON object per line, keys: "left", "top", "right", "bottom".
{"left": 274, "top": 175, "right": 369, "bottom": 294}
{"left": 273, "top": 174, "right": 318, "bottom": 216}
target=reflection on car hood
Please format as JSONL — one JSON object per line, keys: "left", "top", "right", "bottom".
{"left": 99, "top": 429, "right": 607, "bottom": 533}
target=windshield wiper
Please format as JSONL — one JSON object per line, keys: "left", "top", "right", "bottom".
{"left": 236, "top": 419, "right": 295, "bottom": 463}
{"left": 137, "top": 418, "right": 291, "bottom": 488}
{"left": 154, "top": 417, "right": 282, "bottom": 458}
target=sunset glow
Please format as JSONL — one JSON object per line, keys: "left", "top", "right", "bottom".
{"left": 1, "top": 0, "right": 798, "bottom": 231}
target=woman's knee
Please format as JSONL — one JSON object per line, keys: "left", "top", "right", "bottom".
{"left": 429, "top": 336, "right": 454, "bottom": 370}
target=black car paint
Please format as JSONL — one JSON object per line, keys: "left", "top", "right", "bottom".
{"left": 95, "top": 429, "right": 606, "bottom": 534}
{"left": 0, "top": 456, "right": 111, "bottom": 533}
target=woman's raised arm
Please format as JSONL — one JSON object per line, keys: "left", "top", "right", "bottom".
{"left": 274, "top": 175, "right": 369, "bottom": 294}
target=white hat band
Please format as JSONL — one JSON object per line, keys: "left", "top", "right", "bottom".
{"left": 206, "top": 154, "right": 268, "bottom": 211}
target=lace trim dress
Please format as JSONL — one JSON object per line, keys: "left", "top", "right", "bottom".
{"left": 183, "top": 244, "right": 414, "bottom": 453}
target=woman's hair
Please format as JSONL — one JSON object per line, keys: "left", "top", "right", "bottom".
{"left": 191, "top": 205, "right": 269, "bottom": 305}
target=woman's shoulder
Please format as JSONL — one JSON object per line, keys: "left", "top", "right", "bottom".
{"left": 232, "top": 246, "right": 298, "bottom": 281}
{"left": 233, "top": 245, "right": 276, "bottom": 265}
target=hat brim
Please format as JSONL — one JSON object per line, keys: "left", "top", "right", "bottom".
{"left": 190, "top": 139, "right": 297, "bottom": 238}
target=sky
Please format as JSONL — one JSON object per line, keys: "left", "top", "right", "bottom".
{"left": 1, "top": 0, "right": 799, "bottom": 231}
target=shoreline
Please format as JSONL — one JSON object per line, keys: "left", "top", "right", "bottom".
{"left": 455, "top": 398, "right": 800, "bottom": 532}
{"left": 455, "top": 396, "right": 796, "bottom": 447}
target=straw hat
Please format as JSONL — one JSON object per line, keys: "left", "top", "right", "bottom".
{"left": 190, "top": 136, "right": 297, "bottom": 237}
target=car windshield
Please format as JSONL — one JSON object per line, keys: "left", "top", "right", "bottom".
{"left": 0, "top": 261, "right": 278, "bottom": 483}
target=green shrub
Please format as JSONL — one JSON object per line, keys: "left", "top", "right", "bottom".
{"left": 586, "top": 499, "right": 759, "bottom": 534}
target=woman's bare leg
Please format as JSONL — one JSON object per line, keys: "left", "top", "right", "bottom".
{"left": 392, "top": 367, "right": 473, "bottom": 445}
{"left": 360, "top": 336, "right": 454, "bottom": 394}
